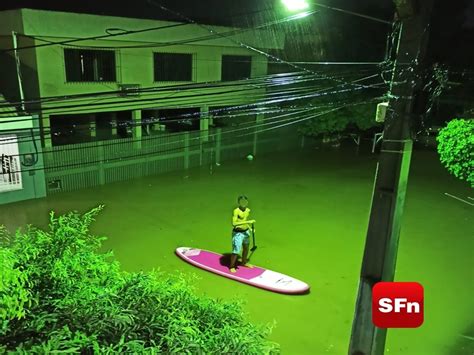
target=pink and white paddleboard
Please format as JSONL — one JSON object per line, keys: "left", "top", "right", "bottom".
{"left": 176, "top": 247, "right": 310, "bottom": 294}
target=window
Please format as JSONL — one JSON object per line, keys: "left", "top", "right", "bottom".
{"left": 221, "top": 55, "right": 252, "bottom": 81}
{"left": 64, "top": 49, "right": 116, "bottom": 82}
{"left": 154, "top": 53, "right": 193, "bottom": 81}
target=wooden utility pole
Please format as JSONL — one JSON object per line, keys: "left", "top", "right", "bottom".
{"left": 349, "top": 1, "right": 434, "bottom": 354}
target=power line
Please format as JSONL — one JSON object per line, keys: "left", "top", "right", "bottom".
{"left": 1, "top": 106, "right": 322, "bottom": 163}
{"left": 2, "top": 7, "right": 385, "bottom": 110}
{"left": 33, "top": 78, "right": 385, "bottom": 119}
{"left": 2, "top": 78, "right": 383, "bottom": 147}
{"left": 278, "top": 61, "right": 383, "bottom": 65}
{"left": 3, "top": 83, "right": 383, "bottom": 147}
{"left": 7, "top": 97, "right": 368, "bottom": 145}
{"left": 146, "top": 0, "right": 384, "bottom": 92}
{"left": 36, "top": 78, "right": 379, "bottom": 116}
{"left": 0, "top": 70, "right": 363, "bottom": 109}
{"left": 0, "top": 13, "right": 387, "bottom": 118}
{"left": 1, "top": 23, "right": 189, "bottom": 53}
{"left": 0, "top": 72, "right": 385, "bottom": 149}
{"left": 0, "top": 69, "right": 382, "bottom": 118}
{"left": 5, "top": 106, "right": 308, "bottom": 140}
{"left": 2, "top": 93, "right": 381, "bottom": 179}
{"left": 310, "top": 2, "right": 392, "bottom": 25}
{"left": 21, "top": 11, "right": 319, "bottom": 51}
{"left": 1, "top": 68, "right": 385, "bottom": 159}
{"left": 1, "top": 71, "right": 314, "bottom": 109}
{"left": 0, "top": 5, "right": 390, "bottom": 128}
{"left": 2, "top": 9, "right": 315, "bottom": 53}
{"left": 2, "top": 99, "right": 379, "bottom": 174}
{"left": 9, "top": 32, "right": 385, "bottom": 67}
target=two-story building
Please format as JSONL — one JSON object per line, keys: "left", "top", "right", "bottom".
{"left": 0, "top": 8, "right": 284, "bottom": 147}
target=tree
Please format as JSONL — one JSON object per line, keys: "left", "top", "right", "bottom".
{"left": 299, "top": 102, "right": 381, "bottom": 140}
{"left": 436, "top": 118, "right": 474, "bottom": 187}
{"left": 0, "top": 207, "right": 278, "bottom": 353}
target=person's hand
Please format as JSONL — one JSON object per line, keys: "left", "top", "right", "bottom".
{"left": 248, "top": 219, "right": 256, "bottom": 224}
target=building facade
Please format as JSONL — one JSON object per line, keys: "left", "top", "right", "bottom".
{"left": 0, "top": 9, "right": 293, "bottom": 202}
{"left": 0, "top": 9, "right": 284, "bottom": 147}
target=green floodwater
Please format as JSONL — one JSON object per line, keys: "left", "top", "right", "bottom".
{"left": 1, "top": 145, "right": 473, "bottom": 354}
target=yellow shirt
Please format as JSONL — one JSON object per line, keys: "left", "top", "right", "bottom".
{"left": 232, "top": 207, "right": 251, "bottom": 231}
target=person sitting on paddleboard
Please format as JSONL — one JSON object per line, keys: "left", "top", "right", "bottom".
{"left": 229, "top": 195, "right": 255, "bottom": 273}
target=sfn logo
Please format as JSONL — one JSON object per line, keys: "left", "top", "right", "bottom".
{"left": 372, "top": 282, "right": 424, "bottom": 328}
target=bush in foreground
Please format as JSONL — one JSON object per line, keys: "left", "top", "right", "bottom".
{"left": 0, "top": 206, "right": 278, "bottom": 354}
{"left": 437, "top": 118, "right": 474, "bottom": 187}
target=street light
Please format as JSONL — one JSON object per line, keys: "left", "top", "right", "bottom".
{"left": 282, "top": 0, "right": 391, "bottom": 25}
{"left": 281, "top": 0, "right": 310, "bottom": 12}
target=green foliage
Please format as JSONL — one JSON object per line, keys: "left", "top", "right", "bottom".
{"left": 0, "top": 244, "right": 30, "bottom": 324}
{"left": 300, "top": 103, "right": 380, "bottom": 138}
{"left": 0, "top": 207, "right": 278, "bottom": 354}
{"left": 436, "top": 118, "right": 474, "bottom": 187}
{"left": 300, "top": 110, "right": 350, "bottom": 137}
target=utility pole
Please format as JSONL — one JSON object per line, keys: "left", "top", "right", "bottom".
{"left": 349, "top": 1, "right": 434, "bottom": 354}
{"left": 12, "top": 31, "right": 26, "bottom": 112}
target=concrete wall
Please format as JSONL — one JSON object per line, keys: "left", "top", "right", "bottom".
{"left": 0, "top": 14, "right": 41, "bottom": 110}
{"left": 0, "top": 13, "right": 25, "bottom": 104}
{"left": 0, "top": 116, "right": 47, "bottom": 205}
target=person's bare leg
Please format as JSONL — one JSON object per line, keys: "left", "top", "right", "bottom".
{"left": 242, "top": 245, "right": 253, "bottom": 268}
{"left": 230, "top": 253, "right": 238, "bottom": 272}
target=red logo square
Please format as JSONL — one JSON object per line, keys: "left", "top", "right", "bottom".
{"left": 372, "top": 282, "right": 424, "bottom": 328}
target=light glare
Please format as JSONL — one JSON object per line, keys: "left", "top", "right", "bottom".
{"left": 282, "top": 0, "right": 310, "bottom": 11}
{"left": 292, "top": 11, "right": 311, "bottom": 19}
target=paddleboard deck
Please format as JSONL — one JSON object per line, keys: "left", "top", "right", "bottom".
{"left": 176, "top": 247, "right": 310, "bottom": 294}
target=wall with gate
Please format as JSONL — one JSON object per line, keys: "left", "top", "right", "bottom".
{"left": 43, "top": 126, "right": 301, "bottom": 194}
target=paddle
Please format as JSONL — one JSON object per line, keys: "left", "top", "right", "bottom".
{"left": 247, "top": 224, "right": 257, "bottom": 263}
{"left": 250, "top": 223, "right": 257, "bottom": 252}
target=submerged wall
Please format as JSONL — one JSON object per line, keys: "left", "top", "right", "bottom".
{"left": 0, "top": 115, "right": 46, "bottom": 205}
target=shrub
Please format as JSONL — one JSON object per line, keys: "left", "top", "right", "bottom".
{"left": 436, "top": 118, "right": 474, "bottom": 187}
{"left": 0, "top": 206, "right": 278, "bottom": 354}
{"left": 299, "top": 103, "right": 380, "bottom": 139}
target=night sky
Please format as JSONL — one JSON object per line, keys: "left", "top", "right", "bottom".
{"left": 0, "top": 0, "right": 473, "bottom": 66}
